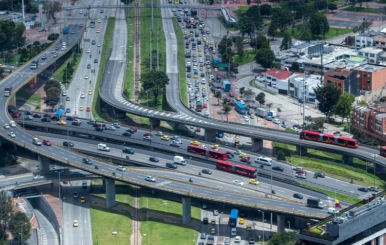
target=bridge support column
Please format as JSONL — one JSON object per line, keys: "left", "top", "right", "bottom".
{"left": 182, "top": 197, "right": 191, "bottom": 224}
{"left": 149, "top": 118, "right": 160, "bottom": 130}
{"left": 173, "top": 122, "right": 180, "bottom": 130}
{"left": 294, "top": 218, "right": 307, "bottom": 229}
{"left": 252, "top": 138, "right": 263, "bottom": 152}
{"left": 105, "top": 178, "right": 116, "bottom": 208}
{"left": 8, "top": 94, "right": 16, "bottom": 107}
{"left": 204, "top": 129, "right": 217, "bottom": 142}
{"left": 296, "top": 145, "right": 308, "bottom": 155}
{"left": 342, "top": 155, "right": 353, "bottom": 164}
{"left": 277, "top": 214, "right": 285, "bottom": 232}
{"left": 38, "top": 155, "right": 51, "bottom": 172}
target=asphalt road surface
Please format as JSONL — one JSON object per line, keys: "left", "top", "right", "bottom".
{"left": 34, "top": 210, "right": 59, "bottom": 245}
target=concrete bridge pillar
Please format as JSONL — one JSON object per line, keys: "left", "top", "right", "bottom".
{"left": 277, "top": 214, "right": 286, "bottom": 232}
{"left": 149, "top": 118, "right": 161, "bottom": 130}
{"left": 204, "top": 129, "right": 217, "bottom": 142}
{"left": 182, "top": 197, "right": 191, "bottom": 224}
{"left": 105, "top": 178, "right": 116, "bottom": 208}
{"left": 296, "top": 145, "right": 308, "bottom": 155}
{"left": 342, "top": 155, "right": 353, "bottom": 164}
{"left": 38, "top": 155, "right": 51, "bottom": 172}
{"left": 252, "top": 138, "right": 263, "bottom": 152}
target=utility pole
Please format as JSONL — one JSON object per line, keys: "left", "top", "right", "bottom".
{"left": 157, "top": 26, "right": 160, "bottom": 71}
{"left": 149, "top": 0, "right": 154, "bottom": 71}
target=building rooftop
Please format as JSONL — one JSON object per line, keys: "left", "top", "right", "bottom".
{"left": 264, "top": 69, "right": 294, "bottom": 80}
{"left": 325, "top": 68, "right": 353, "bottom": 79}
{"left": 292, "top": 42, "right": 313, "bottom": 50}
{"left": 358, "top": 47, "right": 384, "bottom": 55}
{"left": 353, "top": 64, "right": 386, "bottom": 72}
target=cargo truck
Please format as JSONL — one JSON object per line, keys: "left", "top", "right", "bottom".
{"left": 222, "top": 80, "right": 231, "bottom": 92}
{"left": 255, "top": 108, "right": 268, "bottom": 118}
{"left": 4, "top": 87, "right": 12, "bottom": 97}
{"left": 212, "top": 55, "right": 220, "bottom": 68}
{"left": 306, "top": 198, "right": 324, "bottom": 209}
{"left": 174, "top": 156, "right": 186, "bottom": 165}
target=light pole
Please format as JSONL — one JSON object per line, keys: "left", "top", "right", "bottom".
{"left": 270, "top": 168, "right": 273, "bottom": 198}
{"left": 287, "top": 221, "right": 290, "bottom": 230}
{"left": 66, "top": 129, "right": 70, "bottom": 151}
{"left": 258, "top": 210, "right": 265, "bottom": 244}
{"left": 16, "top": 42, "right": 21, "bottom": 67}
{"left": 55, "top": 170, "right": 63, "bottom": 201}
{"left": 372, "top": 154, "right": 377, "bottom": 187}
{"left": 121, "top": 142, "right": 126, "bottom": 166}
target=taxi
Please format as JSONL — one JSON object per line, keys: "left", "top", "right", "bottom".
{"left": 3, "top": 124, "right": 10, "bottom": 129}
{"left": 235, "top": 96, "right": 242, "bottom": 101}
{"left": 80, "top": 197, "right": 85, "bottom": 203}
{"left": 96, "top": 29, "right": 100, "bottom": 33}
{"left": 239, "top": 153, "right": 249, "bottom": 159}
{"left": 161, "top": 135, "right": 170, "bottom": 141}
{"left": 214, "top": 68, "right": 218, "bottom": 72}
{"left": 98, "top": 19, "right": 102, "bottom": 23}
{"left": 239, "top": 218, "right": 245, "bottom": 224}
{"left": 79, "top": 106, "right": 84, "bottom": 111}
{"left": 88, "top": 90, "right": 93, "bottom": 95}
{"left": 211, "top": 144, "right": 220, "bottom": 150}
{"left": 57, "top": 120, "right": 66, "bottom": 125}
{"left": 190, "top": 140, "right": 200, "bottom": 146}
{"left": 249, "top": 179, "right": 259, "bottom": 185}
{"left": 250, "top": 114, "right": 255, "bottom": 119}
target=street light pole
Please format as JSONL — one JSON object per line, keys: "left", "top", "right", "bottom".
{"left": 67, "top": 129, "right": 70, "bottom": 151}
{"left": 121, "top": 142, "right": 126, "bottom": 166}
{"left": 259, "top": 210, "right": 265, "bottom": 244}
{"left": 288, "top": 221, "right": 290, "bottom": 230}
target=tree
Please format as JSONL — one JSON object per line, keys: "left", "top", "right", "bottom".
{"left": 45, "top": 87, "right": 61, "bottom": 107}
{"left": 335, "top": 93, "right": 355, "bottom": 123}
{"left": 0, "top": 67, "right": 4, "bottom": 78}
{"left": 218, "top": 36, "right": 233, "bottom": 56}
{"left": 255, "top": 92, "right": 265, "bottom": 106}
{"left": 255, "top": 48, "right": 275, "bottom": 69}
{"left": 314, "top": 83, "right": 341, "bottom": 123}
{"left": 236, "top": 37, "right": 244, "bottom": 59}
{"left": 250, "top": 35, "right": 269, "bottom": 50}
{"left": 272, "top": 9, "right": 293, "bottom": 32}
{"left": 328, "top": 3, "right": 337, "bottom": 11}
{"left": 238, "top": 6, "right": 263, "bottom": 38}
{"left": 239, "top": 87, "right": 246, "bottom": 94}
{"left": 267, "top": 231, "right": 297, "bottom": 245}
{"left": 291, "top": 62, "right": 300, "bottom": 72}
{"left": 223, "top": 103, "right": 232, "bottom": 121}
{"left": 300, "top": 29, "right": 312, "bottom": 41}
{"left": 280, "top": 32, "right": 292, "bottom": 50}
{"left": 247, "top": 0, "right": 251, "bottom": 5}
{"left": 243, "top": 88, "right": 255, "bottom": 101}
{"left": 260, "top": 4, "right": 272, "bottom": 16}
{"left": 267, "top": 21, "right": 278, "bottom": 40}
{"left": 214, "top": 91, "right": 222, "bottom": 105}
{"left": 310, "top": 12, "right": 330, "bottom": 37}
{"left": 8, "top": 212, "right": 31, "bottom": 244}
{"left": 43, "top": 1, "right": 62, "bottom": 24}
{"left": 314, "top": 0, "right": 327, "bottom": 10}
{"left": 0, "top": 190, "right": 13, "bottom": 242}
{"left": 141, "top": 70, "right": 169, "bottom": 104}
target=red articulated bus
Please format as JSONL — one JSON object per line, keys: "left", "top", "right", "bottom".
{"left": 187, "top": 145, "right": 227, "bottom": 160}
{"left": 216, "top": 160, "right": 257, "bottom": 178}
{"left": 299, "top": 130, "right": 359, "bottom": 148}
{"left": 380, "top": 146, "right": 386, "bottom": 157}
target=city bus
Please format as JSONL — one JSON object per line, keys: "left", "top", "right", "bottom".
{"left": 229, "top": 209, "right": 239, "bottom": 227}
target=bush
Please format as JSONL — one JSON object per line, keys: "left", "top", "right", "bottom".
{"left": 35, "top": 105, "right": 40, "bottom": 110}
{"left": 47, "top": 33, "right": 59, "bottom": 41}
{"left": 276, "top": 150, "right": 286, "bottom": 161}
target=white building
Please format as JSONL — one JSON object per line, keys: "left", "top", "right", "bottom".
{"left": 288, "top": 74, "right": 320, "bottom": 103}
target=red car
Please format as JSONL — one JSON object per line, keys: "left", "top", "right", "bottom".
{"left": 190, "top": 104, "right": 194, "bottom": 109}
{"left": 43, "top": 114, "right": 51, "bottom": 117}
{"left": 203, "top": 103, "right": 207, "bottom": 108}
{"left": 241, "top": 158, "right": 251, "bottom": 164}
{"left": 72, "top": 121, "right": 81, "bottom": 126}
{"left": 229, "top": 102, "right": 235, "bottom": 106}
{"left": 296, "top": 170, "right": 307, "bottom": 176}
{"left": 229, "top": 92, "right": 234, "bottom": 97}
{"left": 12, "top": 113, "right": 20, "bottom": 118}
{"left": 225, "top": 98, "right": 231, "bottom": 102}
{"left": 131, "top": 127, "right": 137, "bottom": 132}
{"left": 143, "top": 132, "right": 152, "bottom": 137}
{"left": 33, "top": 114, "right": 41, "bottom": 118}
{"left": 43, "top": 140, "right": 52, "bottom": 146}
{"left": 196, "top": 127, "right": 201, "bottom": 132}
{"left": 86, "top": 107, "right": 90, "bottom": 112}
{"left": 55, "top": 46, "right": 59, "bottom": 50}
{"left": 93, "top": 123, "right": 101, "bottom": 127}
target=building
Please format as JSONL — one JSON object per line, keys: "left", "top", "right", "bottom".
{"left": 357, "top": 47, "right": 384, "bottom": 64}
{"left": 291, "top": 41, "right": 314, "bottom": 55}
{"left": 288, "top": 74, "right": 320, "bottom": 103}
{"left": 261, "top": 68, "right": 298, "bottom": 94}
{"left": 323, "top": 66, "right": 360, "bottom": 96}
{"left": 303, "top": 55, "right": 335, "bottom": 74}
{"left": 352, "top": 105, "right": 386, "bottom": 144}
{"left": 298, "top": 195, "right": 386, "bottom": 245}
{"left": 355, "top": 33, "right": 375, "bottom": 50}
{"left": 351, "top": 64, "right": 386, "bottom": 92}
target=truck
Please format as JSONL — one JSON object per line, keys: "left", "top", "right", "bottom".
{"left": 268, "top": 110, "right": 277, "bottom": 118}
{"left": 235, "top": 101, "right": 247, "bottom": 114}
{"left": 173, "top": 156, "right": 186, "bottom": 165}
{"left": 228, "top": 209, "right": 239, "bottom": 227}
{"left": 90, "top": 21, "right": 95, "bottom": 28}
{"left": 306, "top": 198, "right": 324, "bottom": 209}
{"left": 222, "top": 79, "right": 231, "bottom": 92}
{"left": 255, "top": 108, "right": 268, "bottom": 118}
{"left": 97, "top": 143, "right": 110, "bottom": 152}
{"left": 4, "top": 87, "right": 12, "bottom": 97}
{"left": 196, "top": 101, "right": 203, "bottom": 112}
{"left": 216, "top": 132, "right": 224, "bottom": 138}
{"left": 190, "top": 9, "right": 197, "bottom": 17}
{"left": 30, "top": 60, "right": 39, "bottom": 69}
{"left": 212, "top": 55, "right": 220, "bottom": 68}
{"left": 62, "top": 26, "right": 69, "bottom": 34}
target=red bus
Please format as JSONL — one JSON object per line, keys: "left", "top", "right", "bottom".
{"left": 187, "top": 145, "right": 206, "bottom": 156}
{"left": 299, "top": 130, "right": 359, "bottom": 148}
{"left": 209, "top": 150, "right": 227, "bottom": 160}
{"left": 380, "top": 146, "right": 386, "bottom": 157}
{"left": 216, "top": 160, "right": 258, "bottom": 178}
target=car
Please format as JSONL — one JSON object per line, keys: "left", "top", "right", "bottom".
{"left": 358, "top": 187, "right": 369, "bottom": 192}
{"left": 295, "top": 173, "right": 306, "bottom": 179}
{"left": 122, "top": 132, "right": 132, "bottom": 137}
{"left": 202, "top": 169, "right": 212, "bottom": 174}
{"left": 233, "top": 180, "right": 244, "bottom": 186}
{"left": 94, "top": 59, "right": 98, "bottom": 63}
{"left": 24, "top": 115, "right": 33, "bottom": 120}
{"left": 117, "top": 165, "right": 126, "bottom": 171}
{"left": 80, "top": 197, "right": 85, "bottom": 203}
{"left": 240, "top": 158, "right": 251, "bottom": 164}
{"left": 66, "top": 96, "right": 70, "bottom": 101}
{"left": 249, "top": 179, "right": 259, "bottom": 185}
{"left": 84, "top": 74, "right": 89, "bottom": 79}
{"left": 57, "top": 120, "right": 66, "bottom": 125}
{"left": 41, "top": 55, "right": 46, "bottom": 60}
{"left": 234, "top": 236, "right": 241, "bottom": 243}
{"left": 210, "top": 228, "right": 215, "bottom": 234}
{"left": 170, "top": 141, "right": 180, "bottom": 147}
{"left": 239, "top": 218, "right": 245, "bottom": 224}
{"left": 293, "top": 193, "right": 303, "bottom": 199}
{"left": 66, "top": 108, "right": 71, "bottom": 113}
{"left": 100, "top": 9, "right": 104, "bottom": 13}
{"left": 143, "top": 132, "right": 153, "bottom": 137}
{"left": 86, "top": 107, "right": 91, "bottom": 112}
{"left": 155, "top": 131, "right": 164, "bottom": 136}
{"left": 55, "top": 46, "right": 59, "bottom": 50}
{"left": 10, "top": 121, "right": 16, "bottom": 127}
{"left": 250, "top": 114, "right": 255, "bottom": 119}
{"left": 143, "top": 136, "right": 152, "bottom": 141}
{"left": 224, "top": 237, "right": 231, "bottom": 245}
{"left": 107, "top": 125, "right": 116, "bottom": 131}
{"left": 32, "top": 138, "right": 42, "bottom": 146}
{"left": 233, "top": 149, "right": 243, "bottom": 155}
{"left": 33, "top": 114, "right": 41, "bottom": 118}
{"left": 97, "top": 43, "right": 101, "bottom": 47}
{"left": 86, "top": 49, "right": 90, "bottom": 53}
{"left": 328, "top": 208, "right": 339, "bottom": 214}
{"left": 98, "top": 19, "right": 102, "bottom": 23}
{"left": 203, "top": 217, "right": 208, "bottom": 224}
{"left": 149, "top": 156, "right": 159, "bottom": 162}
{"left": 95, "top": 127, "right": 103, "bottom": 132}
{"left": 145, "top": 176, "right": 156, "bottom": 182}
{"left": 82, "top": 158, "right": 92, "bottom": 164}
{"left": 80, "top": 93, "right": 85, "bottom": 98}
{"left": 213, "top": 210, "right": 218, "bottom": 216}
{"left": 316, "top": 172, "right": 325, "bottom": 178}
{"left": 33, "top": 175, "right": 44, "bottom": 180}
{"left": 66, "top": 116, "right": 74, "bottom": 121}
{"left": 73, "top": 192, "right": 79, "bottom": 198}
{"left": 96, "top": 29, "right": 100, "bottom": 33}
{"left": 63, "top": 141, "right": 74, "bottom": 147}
{"left": 203, "top": 103, "right": 207, "bottom": 108}
{"left": 43, "top": 140, "right": 52, "bottom": 146}
{"left": 248, "top": 237, "right": 255, "bottom": 244}
{"left": 73, "top": 220, "right": 79, "bottom": 227}
{"left": 211, "top": 144, "right": 220, "bottom": 150}
{"left": 272, "top": 166, "right": 284, "bottom": 172}
{"left": 72, "top": 120, "right": 81, "bottom": 126}
{"left": 242, "top": 116, "right": 250, "bottom": 122}
{"left": 8, "top": 132, "right": 15, "bottom": 138}
{"left": 3, "top": 124, "right": 10, "bottom": 129}
{"left": 88, "top": 90, "right": 93, "bottom": 95}
{"left": 202, "top": 204, "right": 207, "bottom": 209}
{"left": 190, "top": 140, "right": 200, "bottom": 146}
{"left": 161, "top": 135, "right": 170, "bottom": 141}
{"left": 239, "top": 153, "right": 249, "bottom": 159}
{"left": 91, "top": 40, "right": 96, "bottom": 45}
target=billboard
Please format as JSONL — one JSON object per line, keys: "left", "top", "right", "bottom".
{"left": 308, "top": 43, "right": 324, "bottom": 58}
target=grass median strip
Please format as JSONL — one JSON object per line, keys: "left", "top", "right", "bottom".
{"left": 92, "top": 18, "right": 115, "bottom": 122}
{"left": 301, "top": 184, "right": 362, "bottom": 204}
{"left": 53, "top": 52, "right": 82, "bottom": 89}
{"left": 124, "top": 8, "right": 135, "bottom": 100}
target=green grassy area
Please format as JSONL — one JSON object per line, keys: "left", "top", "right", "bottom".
{"left": 92, "top": 18, "right": 115, "bottom": 122}
{"left": 140, "top": 196, "right": 201, "bottom": 220}
{"left": 301, "top": 184, "right": 362, "bottom": 204}
{"left": 141, "top": 218, "right": 198, "bottom": 245}
{"left": 218, "top": 17, "right": 239, "bottom": 31}
{"left": 273, "top": 142, "right": 386, "bottom": 188}
{"left": 285, "top": 128, "right": 299, "bottom": 134}
{"left": 343, "top": 6, "right": 377, "bottom": 13}
{"left": 234, "top": 50, "right": 256, "bottom": 66}
{"left": 172, "top": 18, "right": 188, "bottom": 107}
{"left": 90, "top": 207, "right": 131, "bottom": 245}
{"left": 16, "top": 88, "right": 41, "bottom": 108}
{"left": 124, "top": 9, "right": 135, "bottom": 100}
{"left": 278, "top": 27, "right": 352, "bottom": 40}
{"left": 52, "top": 53, "right": 82, "bottom": 89}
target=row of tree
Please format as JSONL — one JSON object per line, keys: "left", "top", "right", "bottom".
{"left": 217, "top": 36, "right": 239, "bottom": 74}
{"left": 0, "top": 0, "right": 38, "bottom": 13}
{"left": 18, "top": 41, "right": 51, "bottom": 64}
{"left": 0, "top": 190, "right": 31, "bottom": 245}
{"left": 0, "top": 20, "right": 26, "bottom": 51}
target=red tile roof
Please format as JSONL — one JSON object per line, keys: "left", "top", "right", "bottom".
{"left": 264, "top": 69, "right": 295, "bottom": 80}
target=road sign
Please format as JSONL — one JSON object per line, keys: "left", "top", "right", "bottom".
{"left": 218, "top": 63, "right": 228, "bottom": 68}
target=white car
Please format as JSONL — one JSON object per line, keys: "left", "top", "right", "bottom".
{"left": 204, "top": 110, "right": 209, "bottom": 117}
{"left": 145, "top": 176, "right": 156, "bottom": 182}
{"left": 8, "top": 132, "right": 15, "bottom": 138}
{"left": 84, "top": 74, "right": 89, "bottom": 79}
{"left": 86, "top": 49, "right": 90, "bottom": 53}
{"left": 234, "top": 236, "right": 241, "bottom": 243}
{"left": 107, "top": 125, "right": 116, "bottom": 131}
{"left": 234, "top": 150, "right": 243, "bottom": 155}
{"left": 80, "top": 93, "right": 85, "bottom": 98}
{"left": 116, "top": 166, "right": 126, "bottom": 171}
{"left": 155, "top": 131, "right": 163, "bottom": 136}
{"left": 233, "top": 180, "right": 244, "bottom": 186}
{"left": 273, "top": 118, "right": 281, "bottom": 124}
{"left": 33, "top": 175, "right": 44, "bottom": 180}
{"left": 328, "top": 208, "right": 339, "bottom": 214}
{"left": 295, "top": 173, "right": 306, "bottom": 179}
{"left": 242, "top": 116, "right": 250, "bottom": 122}
{"left": 10, "top": 121, "right": 16, "bottom": 127}
{"left": 224, "top": 237, "right": 231, "bottom": 245}
{"left": 111, "top": 123, "right": 120, "bottom": 128}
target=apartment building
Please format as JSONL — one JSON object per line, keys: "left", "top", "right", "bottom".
{"left": 323, "top": 66, "right": 360, "bottom": 96}
{"left": 353, "top": 106, "right": 386, "bottom": 143}
{"left": 352, "top": 64, "right": 386, "bottom": 92}
{"left": 357, "top": 47, "right": 384, "bottom": 64}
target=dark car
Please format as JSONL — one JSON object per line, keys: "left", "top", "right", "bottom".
{"left": 272, "top": 166, "right": 284, "bottom": 172}
{"left": 293, "top": 193, "right": 303, "bottom": 199}
{"left": 240, "top": 158, "right": 251, "bottom": 164}
{"left": 126, "top": 128, "right": 135, "bottom": 134}
{"left": 41, "top": 117, "right": 51, "bottom": 122}
{"left": 43, "top": 114, "right": 51, "bottom": 117}
{"left": 149, "top": 156, "right": 159, "bottom": 162}
{"left": 202, "top": 169, "right": 212, "bottom": 175}
{"left": 66, "top": 116, "right": 74, "bottom": 121}
{"left": 166, "top": 162, "right": 177, "bottom": 169}
{"left": 358, "top": 187, "right": 369, "bottom": 192}
{"left": 95, "top": 127, "right": 103, "bottom": 132}
{"left": 203, "top": 217, "right": 208, "bottom": 224}
{"left": 188, "top": 131, "right": 195, "bottom": 137}
{"left": 82, "top": 158, "right": 92, "bottom": 165}
{"left": 63, "top": 141, "right": 74, "bottom": 147}
{"left": 25, "top": 111, "right": 33, "bottom": 115}
{"left": 93, "top": 123, "right": 102, "bottom": 127}
{"left": 51, "top": 115, "right": 60, "bottom": 121}
{"left": 122, "top": 132, "right": 132, "bottom": 137}
{"left": 248, "top": 237, "right": 255, "bottom": 244}
{"left": 33, "top": 114, "right": 41, "bottom": 118}
{"left": 72, "top": 121, "right": 81, "bottom": 126}
{"left": 82, "top": 180, "right": 87, "bottom": 189}
{"left": 316, "top": 172, "right": 325, "bottom": 178}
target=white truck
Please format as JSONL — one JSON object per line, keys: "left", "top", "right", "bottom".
{"left": 174, "top": 156, "right": 186, "bottom": 165}
{"left": 97, "top": 143, "right": 110, "bottom": 152}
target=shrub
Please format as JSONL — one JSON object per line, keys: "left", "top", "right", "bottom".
{"left": 276, "top": 150, "right": 286, "bottom": 161}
